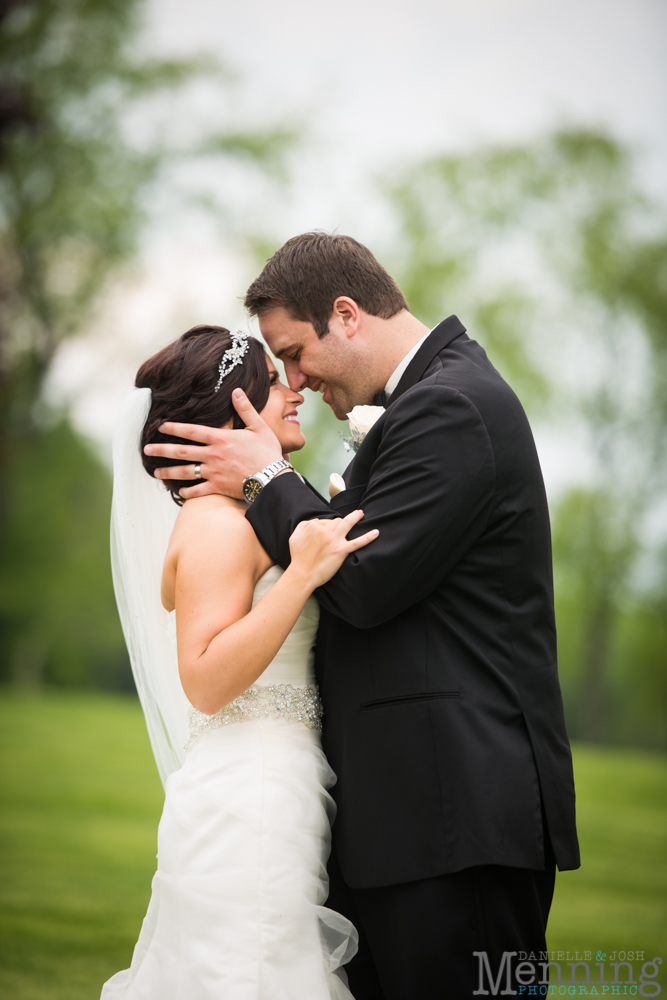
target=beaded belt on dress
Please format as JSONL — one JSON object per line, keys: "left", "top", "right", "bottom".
{"left": 184, "top": 684, "right": 323, "bottom": 749}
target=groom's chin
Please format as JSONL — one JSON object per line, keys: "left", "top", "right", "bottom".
{"left": 329, "top": 402, "right": 349, "bottom": 421}
{"left": 321, "top": 390, "right": 348, "bottom": 420}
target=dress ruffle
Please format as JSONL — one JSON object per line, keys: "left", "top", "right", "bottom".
{"left": 101, "top": 718, "right": 358, "bottom": 999}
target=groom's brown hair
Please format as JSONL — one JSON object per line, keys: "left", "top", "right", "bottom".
{"left": 244, "top": 232, "right": 408, "bottom": 337}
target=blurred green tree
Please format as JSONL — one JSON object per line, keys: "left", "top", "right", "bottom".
{"left": 0, "top": 0, "right": 294, "bottom": 686}
{"left": 0, "top": 421, "right": 130, "bottom": 688}
{"left": 0, "top": 0, "right": 292, "bottom": 433}
{"left": 382, "top": 128, "right": 667, "bottom": 747}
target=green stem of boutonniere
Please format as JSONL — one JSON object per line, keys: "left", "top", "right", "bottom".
{"left": 339, "top": 431, "right": 360, "bottom": 453}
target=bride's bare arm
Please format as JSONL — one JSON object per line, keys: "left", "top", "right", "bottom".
{"left": 172, "top": 505, "right": 378, "bottom": 715}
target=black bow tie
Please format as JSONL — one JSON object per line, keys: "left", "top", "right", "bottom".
{"left": 374, "top": 389, "right": 388, "bottom": 407}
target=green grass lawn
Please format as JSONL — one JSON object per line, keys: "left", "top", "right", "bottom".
{"left": 0, "top": 692, "right": 665, "bottom": 999}
{"left": 0, "top": 693, "right": 163, "bottom": 1000}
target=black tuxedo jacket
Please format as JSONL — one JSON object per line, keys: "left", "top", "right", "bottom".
{"left": 247, "top": 316, "right": 580, "bottom": 889}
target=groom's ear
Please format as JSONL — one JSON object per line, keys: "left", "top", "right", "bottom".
{"left": 331, "top": 296, "right": 361, "bottom": 339}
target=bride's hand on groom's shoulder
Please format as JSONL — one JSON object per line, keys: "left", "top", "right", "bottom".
{"left": 288, "top": 511, "right": 379, "bottom": 591}
{"left": 144, "top": 390, "right": 283, "bottom": 500}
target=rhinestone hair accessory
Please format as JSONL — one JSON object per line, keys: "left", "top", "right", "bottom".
{"left": 214, "top": 329, "right": 250, "bottom": 392}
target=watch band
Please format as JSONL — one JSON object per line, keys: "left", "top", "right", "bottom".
{"left": 258, "top": 458, "right": 293, "bottom": 482}
{"left": 242, "top": 459, "right": 294, "bottom": 502}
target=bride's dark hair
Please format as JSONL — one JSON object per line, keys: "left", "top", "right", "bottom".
{"left": 136, "top": 324, "right": 270, "bottom": 505}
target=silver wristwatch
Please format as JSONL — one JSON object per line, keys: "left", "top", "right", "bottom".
{"left": 242, "top": 459, "right": 294, "bottom": 503}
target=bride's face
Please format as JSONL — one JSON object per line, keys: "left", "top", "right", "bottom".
{"left": 259, "top": 354, "right": 306, "bottom": 453}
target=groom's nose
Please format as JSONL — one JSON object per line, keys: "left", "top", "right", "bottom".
{"left": 283, "top": 363, "right": 310, "bottom": 393}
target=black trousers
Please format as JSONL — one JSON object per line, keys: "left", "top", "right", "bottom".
{"left": 327, "top": 842, "right": 556, "bottom": 1000}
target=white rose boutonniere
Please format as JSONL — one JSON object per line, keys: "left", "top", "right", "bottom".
{"left": 343, "top": 405, "right": 385, "bottom": 453}
{"left": 328, "top": 472, "right": 346, "bottom": 498}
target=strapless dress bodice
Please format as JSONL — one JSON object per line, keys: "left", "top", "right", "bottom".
{"left": 167, "top": 565, "right": 322, "bottom": 748}
{"left": 250, "top": 564, "right": 319, "bottom": 686}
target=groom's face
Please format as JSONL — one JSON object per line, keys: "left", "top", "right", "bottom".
{"left": 259, "top": 306, "right": 376, "bottom": 420}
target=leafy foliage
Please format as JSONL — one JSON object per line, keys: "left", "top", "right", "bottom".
{"left": 0, "top": 420, "right": 129, "bottom": 688}
{"left": 383, "top": 128, "right": 667, "bottom": 747}
{"left": 0, "top": 0, "right": 296, "bottom": 689}
{"left": 0, "top": 0, "right": 293, "bottom": 424}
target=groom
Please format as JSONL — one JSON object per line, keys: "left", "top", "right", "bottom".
{"left": 148, "top": 232, "right": 580, "bottom": 998}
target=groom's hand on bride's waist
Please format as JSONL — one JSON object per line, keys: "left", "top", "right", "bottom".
{"left": 144, "top": 389, "right": 284, "bottom": 500}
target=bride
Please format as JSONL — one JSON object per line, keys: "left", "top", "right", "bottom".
{"left": 102, "top": 324, "right": 378, "bottom": 999}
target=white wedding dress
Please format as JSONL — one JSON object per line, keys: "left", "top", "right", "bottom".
{"left": 101, "top": 565, "right": 358, "bottom": 1000}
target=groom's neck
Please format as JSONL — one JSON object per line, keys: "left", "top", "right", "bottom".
{"left": 362, "top": 310, "right": 431, "bottom": 388}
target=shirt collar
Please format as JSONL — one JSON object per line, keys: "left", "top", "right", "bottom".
{"left": 384, "top": 328, "right": 432, "bottom": 399}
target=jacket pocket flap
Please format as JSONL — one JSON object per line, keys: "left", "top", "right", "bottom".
{"left": 330, "top": 483, "right": 367, "bottom": 515}
{"left": 361, "top": 691, "right": 461, "bottom": 710}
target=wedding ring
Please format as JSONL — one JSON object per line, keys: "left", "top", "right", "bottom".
{"left": 194, "top": 463, "right": 202, "bottom": 479}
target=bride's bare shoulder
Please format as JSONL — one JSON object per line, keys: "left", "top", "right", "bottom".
{"left": 171, "top": 495, "right": 255, "bottom": 545}
{"left": 162, "top": 496, "right": 269, "bottom": 611}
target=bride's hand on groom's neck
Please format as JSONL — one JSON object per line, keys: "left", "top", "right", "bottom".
{"left": 145, "top": 390, "right": 283, "bottom": 501}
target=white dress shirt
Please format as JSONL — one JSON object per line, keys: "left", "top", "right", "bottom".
{"left": 383, "top": 329, "right": 432, "bottom": 399}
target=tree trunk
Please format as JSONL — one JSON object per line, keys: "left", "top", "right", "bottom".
{"left": 11, "top": 632, "right": 46, "bottom": 689}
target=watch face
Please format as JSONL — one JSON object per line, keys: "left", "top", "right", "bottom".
{"left": 242, "top": 477, "right": 263, "bottom": 503}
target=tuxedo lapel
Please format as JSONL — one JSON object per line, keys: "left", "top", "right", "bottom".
{"left": 387, "top": 315, "right": 466, "bottom": 407}
{"left": 339, "top": 315, "right": 465, "bottom": 486}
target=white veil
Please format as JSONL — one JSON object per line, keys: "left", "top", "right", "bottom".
{"left": 110, "top": 387, "right": 188, "bottom": 787}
